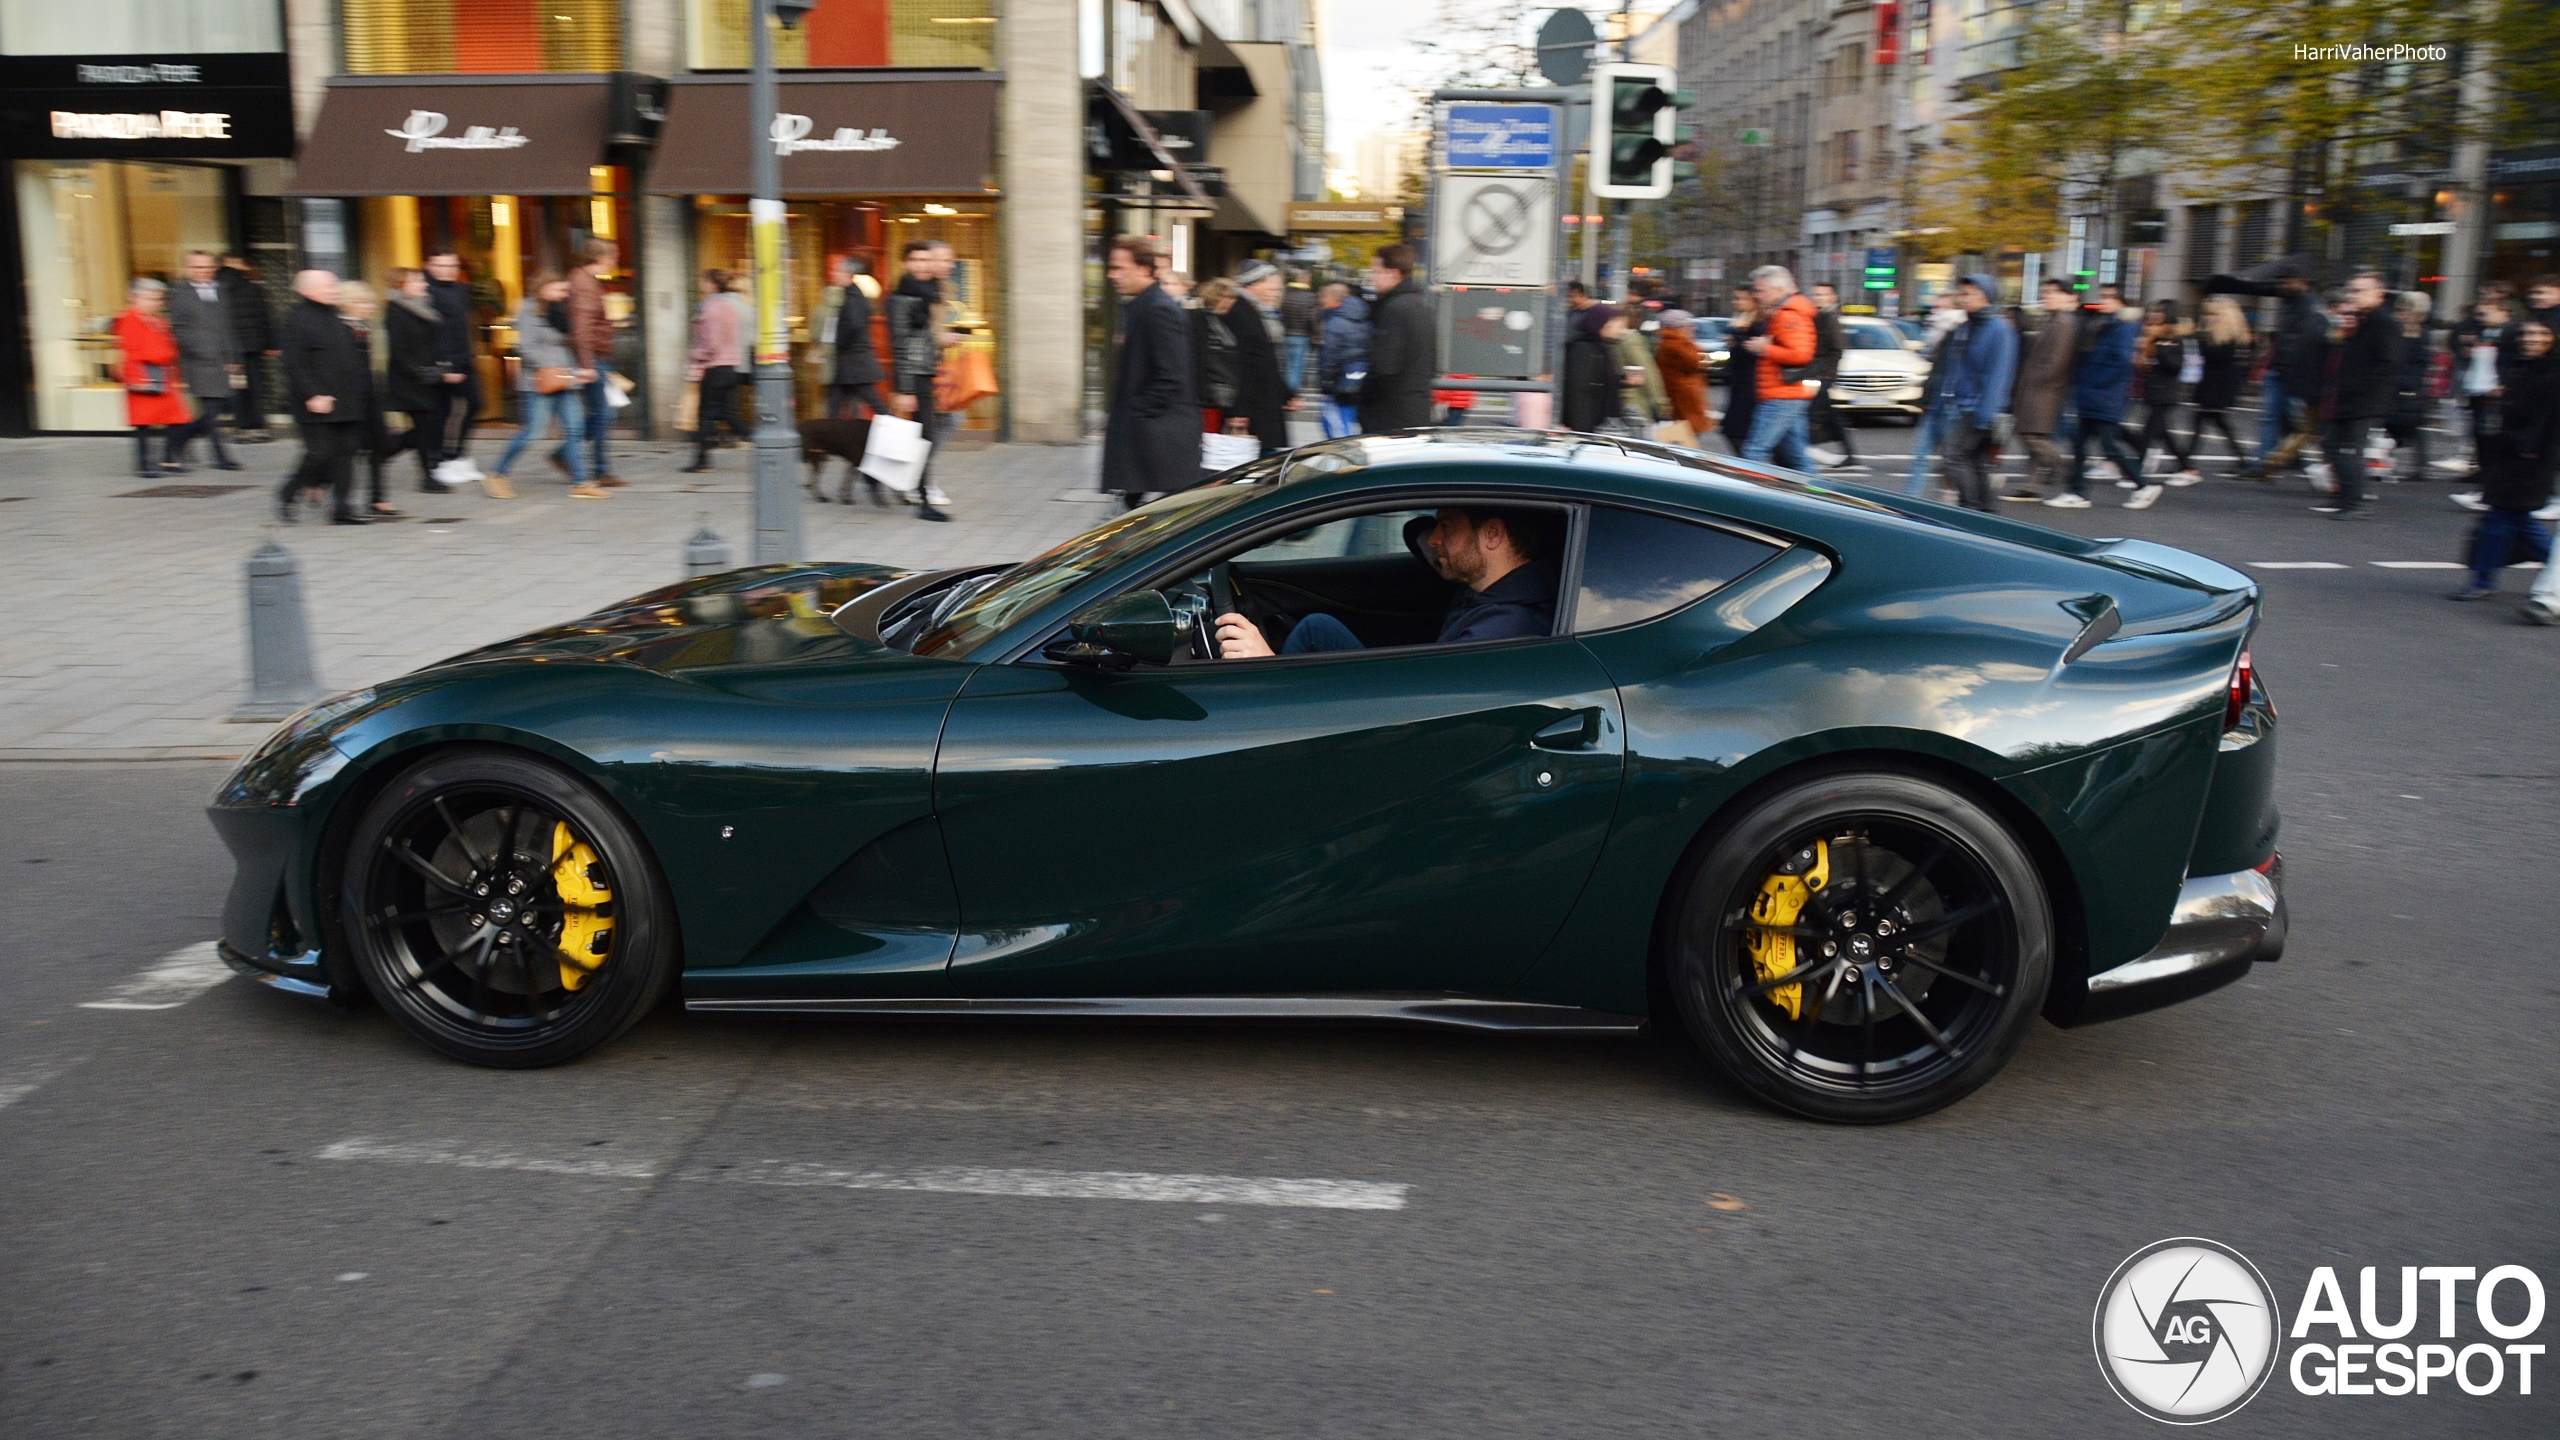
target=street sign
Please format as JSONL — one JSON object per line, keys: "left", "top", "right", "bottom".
{"left": 1535, "top": 8, "right": 1596, "bottom": 86}
{"left": 1285, "top": 201, "right": 1396, "bottom": 233}
{"left": 1438, "top": 286, "right": 1547, "bottom": 380}
{"left": 1432, "top": 172, "right": 1556, "bottom": 287}
{"left": 2390, "top": 221, "right": 2456, "bottom": 236}
{"left": 1445, "top": 104, "right": 1559, "bottom": 169}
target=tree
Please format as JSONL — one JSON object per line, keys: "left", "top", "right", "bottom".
{"left": 1409, "top": 0, "right": 1545, "bottom": 92}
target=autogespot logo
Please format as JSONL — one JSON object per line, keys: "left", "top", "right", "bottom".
{"left": 2094, "top": 1238, "right": 2283, "bottom": 1424}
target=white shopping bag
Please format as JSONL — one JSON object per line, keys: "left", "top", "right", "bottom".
{"left": 1201, "top": 428, "right": 1261, "bottom": 473}
{"left": 859, "top": 413, "right": 930, "bottom": 493}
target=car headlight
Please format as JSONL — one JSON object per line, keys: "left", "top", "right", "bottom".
{"left": 215, "top": 688, "right": 375, "bottom": 807}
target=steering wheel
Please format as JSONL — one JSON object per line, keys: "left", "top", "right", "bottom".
{"left": 1210, "top": 561, "right": 1238, "bottom": 622}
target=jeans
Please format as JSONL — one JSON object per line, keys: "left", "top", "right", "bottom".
{"left": 2468, "top": 508, "right": 2552, "bottom": 590}
{"left": 1742, "top": 397, "right": 1811, "bottom": 470}
{"left": 1945, "top": 415, "right": 1997, "bottom": 511}
{"left": 1905, "top": 405, "right": 1946, "bottom": 495}
{"left": 494, "top": 388, "right": 591, "bottom": 482}
{"left": 2321, "top": 417, "right": 2376, "bottom": 511}
{"left": 577, "top": 362, "right": 615, "bottom": 478}
{"left": 2066, "top": 414, "right": 2142, "bottom": 496}
{"left": 1284, "top": 335, "right": 1309, "bottom": 393}
{"left": 1318, "top": 398, "right": 1359, "bottom": 438}
{"left": 2256, "top": 375, "right": 2292, "bottom": 461}
{"left": 1281, "top": 612, "right": 1364, "bottom": 654}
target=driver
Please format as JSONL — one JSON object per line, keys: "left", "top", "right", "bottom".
{"left": 1213, "top": 506, "right": 1559, "bottom": 657}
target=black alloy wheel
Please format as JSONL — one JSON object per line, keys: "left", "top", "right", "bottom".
{"left": 1668, "top": 771, "right": 2051, "bottom": 1123}
{"left": 342, "top": 750, "right": 676, "bottom": 1068}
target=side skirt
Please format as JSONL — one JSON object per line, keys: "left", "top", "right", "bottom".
{"left": 683, "top": 994, "right": 1647, "bottom": 1035}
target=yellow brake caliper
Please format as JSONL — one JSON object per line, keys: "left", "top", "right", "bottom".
{"left": 550, "top": 822, "right": 614, "bottom": 990}
{"left": 1743, "top": 839, "right": 1829, "bottom": 1020}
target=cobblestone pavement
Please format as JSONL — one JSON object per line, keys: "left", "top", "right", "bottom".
{"left": 0, "top": 434, "right": 1115, "bottom": 758}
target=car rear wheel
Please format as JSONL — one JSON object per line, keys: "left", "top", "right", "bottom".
{"left": 341, "top": 750, "right": 677, "bottom": 1068}
{"left": 1667, "top": 771, "right": 2051, "bottom": 1123}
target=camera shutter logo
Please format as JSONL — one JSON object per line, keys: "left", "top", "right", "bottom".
{"left": 2094, "top": 1238, "right": 2282, "bottom": 1424}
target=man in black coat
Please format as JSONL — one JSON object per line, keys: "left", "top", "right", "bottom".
{"left": 422, "top": 249, "right": 480, "bottom": 485}
{"left": 821, "top": 254, "right": 886, "bottom": 421}
{"left": 1359, "top": 244, "right": 1434, "bottom": 435}
{"left": 2314, "top": 271, "right": 2400, "bottom": 519}
{"left": 1100, "top": 236, "right": 1196, "bottom": 508}
{"left": 219, "top": 254, "right": 275, "bottom": 440}
{"left": 278, "top": 271, "right": 372, "bottom": 524}
{"left": 1225, "top": 260, "right": 1292, "bottom": 454}
{"left": 167, "top": 250, "right": 241, "bottom": 469}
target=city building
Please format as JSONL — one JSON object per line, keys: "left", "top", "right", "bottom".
{"left": 1672, "top": 0, "right": 1817, "bottom": 298}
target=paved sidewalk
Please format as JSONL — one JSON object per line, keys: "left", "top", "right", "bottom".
{"left": 0, "top": 435, "right": 1114, "bottom": 759}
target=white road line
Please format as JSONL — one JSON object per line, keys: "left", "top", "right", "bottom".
{"left": 2249, "top": 561, "right": 2349, "bottom": 569}
{"left": 693, "top": 1160, "right": 1410, "bottom": 1211}
{"left": 79, "top": 942, "right": 233, "bottom": 1011}
{"left": 0, "top": 1061, "right": 68, "bottom": 1110}
{"left": 316, "top": 1138, "right": 660, "bottom": 1180}
{"left": 2371, "top": 560, "right": 2465, "bottom": 569}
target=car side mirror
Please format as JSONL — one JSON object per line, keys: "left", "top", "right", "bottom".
{"left": 1045, "top": 590, "right": 1184, "bottom": 670}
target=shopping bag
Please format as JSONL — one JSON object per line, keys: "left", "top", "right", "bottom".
{"left": 859, "top": 413, "right": 930, "bottom": 493}
{"left": 675, "top": 381, "right": 699, "bottom": 433}
{"left": 1650, "top": 420, "right": 1697, "bottom": 449}
{"left": 1201, "top": 427, "right": 1262, "bottom": 473}
{"left": 605, "top": 370, "right": 634, "bottom": 410}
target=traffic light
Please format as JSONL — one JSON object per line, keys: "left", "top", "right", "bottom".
{"left": 1863, "top": 261, "right": 1896, "bottom": 292}
{"left": 1592, "top": 63, "right": 1681, "bottom": 199}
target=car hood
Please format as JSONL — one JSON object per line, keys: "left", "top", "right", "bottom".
{"left": 425, "top": 563, "right": 919, "bottom": 679}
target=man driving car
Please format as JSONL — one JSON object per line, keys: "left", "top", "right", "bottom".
{"left": 1213, "top": 506, "right": 1559, "bottom": 657}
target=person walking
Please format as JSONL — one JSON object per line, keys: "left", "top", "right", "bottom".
{"left": 1739, "top": 266, "right": 1819, "bottom": 469}
{"left": 2450, "top": 293, "right": 2516, "bottom": 510}
{"left": 1227, "top": 260, "right": 1293, "bottom": 454}
{"left": 2383, "top": 291, "right": 2436, "bottom": 482}
{"left": 1357, "top": 245, "right": 1434, "bottom": 435}
{"left": 2312, "top": 270, "right": 2400, "bottom": 519}
{"left": 1654, "top": 309, "right": 1712, "bottom": 442}
{"left": 1313, "top": 280, "right": 1368, "bottom": 439}
{"left": 112, "top": 279, "right": 191, "bottom": 479}
{"left": 491, "top": 273, "right": 602, "bottom": 499}
{"left": 2053, "top": 284, "right": 2141, "bottom": 508}
{"left": 565, "top": 239, "right": 622, "bottom": 488}
{"left": 1561, "top": 302, "right": 1621, "bottom": 434}
{"left": 278, "top": 270, "right": 371, "bottom": 525}
{"left": 2247, "top": 265, "right": 2328, "bottom": 479}
{"left": 1190, "top": 276, "right": 1241, "bottom": 435}
{"left": 332, "top": 280, "right": 402, "bottom": 518}
{"left": 1100, "top": 235, "right": 1195, "bottom": 509}
{"left": 1901, "top": 292, "right": 1967, "bottom": 495}
{"left": 1614, "top": 305, "right": 1667, "bottom": 431}
{"left": 683, "top": 271, "right": 747, "bottom": 473}
{"left": 887, "top": 238, "right": 958, "bottom": 520}
{"left": 1720, "top": 286, "right": 1763, "bottom": 457}
{"left": 1931, "top": 274, "right": 2019, "bottom": 511}
{"left": 2126, "top": 300, "right": 2190, "bottom": 508}
{"left": 2006, "top": 278, "right": 2079, "bottom": 503}
{"left": 422, "top": 250, "right": 481, "bottom": 488}
{"left": 1806, "top": 281, "right": 1860, "bottom": 470}
{"left": 817, "top": 253, "right": 886, "bottom": 422}
{"left": 165, "top": 250, "right": 242, "bottom": 471}
{"left": 219, "top": 254, "right": 277, "bottom": 442}
{"left": 2452, "top": 320, "right": 2555, "bottom": 602}
{"left": 1281, "top": 267, "right": 1319, "bottom": 395}
{"left": 2190, "top": 295, "right": 2256, "bottom": 476}
{"left": 380, "top": 267, "right": 444, "bottom": 496}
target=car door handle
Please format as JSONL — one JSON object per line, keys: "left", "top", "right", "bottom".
{"left": 1531, "top": 709, "right": 1603, "bottom": 751}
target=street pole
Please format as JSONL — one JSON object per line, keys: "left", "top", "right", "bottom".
{"left": 748, "top": 0, "right": 805, "bottom": 565}
{"left": 1610, "top": 198, "right": 1631, "bottom": 303}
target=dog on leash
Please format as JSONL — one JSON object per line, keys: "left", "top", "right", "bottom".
{"left": 798, "top": 417, "right": 890, "bottom": 506}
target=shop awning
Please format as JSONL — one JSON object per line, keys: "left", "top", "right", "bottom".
{"left": 646, "top": 72, "right": 997, "bottom": 196}
{"left": 287, "top": 75, "right": 620, "bottom": 197}
{"left": 1089, "top": 83, "right": 1210, "bottom": 206}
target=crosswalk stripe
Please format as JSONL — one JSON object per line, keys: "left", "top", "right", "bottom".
{"left": 80, "top": 942, "right": 233, "bottom": 1011}
{"left": 2249, "top": 561, "right": 2349, "bottom": 569}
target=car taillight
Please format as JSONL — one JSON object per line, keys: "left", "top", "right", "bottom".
{"left": 2224, "top": 649, "right": 2253, "bottom": 731}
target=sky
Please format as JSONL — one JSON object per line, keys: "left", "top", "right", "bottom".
{"left": 1314, "top": 0, "right": 1451, "bottom": 158}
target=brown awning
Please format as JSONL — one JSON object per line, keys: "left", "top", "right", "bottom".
{"left": 646, "top": 73, "right": 997, "bottom": 196}
{"left": 287, "top": 75, "right": 617, "bottom": 197}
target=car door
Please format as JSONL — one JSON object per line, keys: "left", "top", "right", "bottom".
{"left": 930, "top": 511, "right": 1626, "bottom": 1000}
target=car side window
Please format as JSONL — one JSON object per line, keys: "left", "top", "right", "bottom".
{"left": 1229, "top": 509, "right": 1435, "bottom": 563}
{"left": 1574, "top": 506, "right": 1782, "bottom": 633}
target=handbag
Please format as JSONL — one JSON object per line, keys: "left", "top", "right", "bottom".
{"left": 128, "top": 363, "right": 168, "bottom": 396}
{"left": 1650, "top": 420, "right": 1697, "bottom": 449}
{"left": 532, "top": 366, "right": 576, "bottom": 395}
{"left": 1201, "top": 420, "right": 1261, "bottom": 473}
{"left": 859, "top": 412, "right": 930, "bottom": 493}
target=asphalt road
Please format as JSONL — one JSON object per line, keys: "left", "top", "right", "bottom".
{"left": 4, "top": 460, "right": 2555, "bottom": 1438}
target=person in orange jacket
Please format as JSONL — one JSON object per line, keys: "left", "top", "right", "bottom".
{"left": 1654, "top": 310, "right": 1713, "bottom": 439}
{"left": 113, "top": 278, "right": 193, "bottom": 478}
{"left": 1739, "top": 264, "right": 1818, "bottom": 469}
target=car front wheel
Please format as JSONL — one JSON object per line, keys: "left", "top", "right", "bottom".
{"left": 1667, "top": 771, "right": 2052, "bottom": 1122}
{"left": 341, "top": 749, "right": 677, "bottom": 1068}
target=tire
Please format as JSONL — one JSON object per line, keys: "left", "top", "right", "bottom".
{"left": 340, "top": 749, "right": 678, "bottom": 1068}
{"left": 1666, "top": 770, "right": 2052, "bottom": 1123}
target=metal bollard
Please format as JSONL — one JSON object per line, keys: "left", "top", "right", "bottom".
{"left": 229, "top": 538, "right": 323, "bottom": 723}
{"left": 684, "top": 523, "right": 731, "bottom": 579}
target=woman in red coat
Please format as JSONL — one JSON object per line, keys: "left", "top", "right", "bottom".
{"left": 113, "top": 279, "right": 191, "bottom": 478}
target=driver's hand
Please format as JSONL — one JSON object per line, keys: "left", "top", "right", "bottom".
{"left": 1214, "top": 612, "right": 1272, "bottom": 659}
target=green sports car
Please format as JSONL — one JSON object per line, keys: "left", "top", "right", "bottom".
{"left": 209, "top": 431, "right": 2283, "bottom": 1122}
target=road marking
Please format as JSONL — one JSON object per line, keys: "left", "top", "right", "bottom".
{"left": 2249, "top": 561, "right": 2349, "bottom": 569}
{"left": 692, "top": 1159, "right": 1410, "bottom": 1210}
{"left": 316, "top": 1138, "right": 661, "bottom": 1180}
{"left": 0, "top": 1060, "right": 68, "bottom": 1110}
{"left": 2371, "top": 560, "right": 2464, "bottom": 569}
{"left": 80, "top": 942, "right": 233, "bottom": 1010}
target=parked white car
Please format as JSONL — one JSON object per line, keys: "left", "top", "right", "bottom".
{"left": 1826, "top": 317, "right": 1929, "bottom": 421}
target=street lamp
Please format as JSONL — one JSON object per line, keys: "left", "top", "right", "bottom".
{"left": 749, "top": 0, "right": 816, "bottom": 564}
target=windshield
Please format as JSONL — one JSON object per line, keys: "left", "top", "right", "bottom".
{"left": 1843, "top": 323, "right": 1905, "bottom": 350}
{"left": 910, "top": 483, "right": 1264, "bottom": 658}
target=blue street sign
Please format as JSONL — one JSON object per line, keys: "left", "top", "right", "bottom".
{"left": 1445, "top": 104, "right": 1559, "bottom": 169}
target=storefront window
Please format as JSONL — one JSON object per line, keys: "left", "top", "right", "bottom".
{"left": 0, "top": 0, "right": 279, "bottom": 53}
{"left": 687, "top": 0, "right": 996, "bottom": 71}
{"left": 13, "top": 160, "right": 229, "bottom": 430}
{"left": 343, "top": 0, "right": 619, "bottom": 74}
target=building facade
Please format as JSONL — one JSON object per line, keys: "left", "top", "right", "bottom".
{"left": 1673, "top": 0, "right": 1818, "bottom": 301}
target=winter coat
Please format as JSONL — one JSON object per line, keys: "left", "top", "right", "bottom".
{"left": 887, "top": 274, "right": 944, "bottom": 395}
{"left": 2477, "top": 353, "right": 2558, "bottom": 511}
{"left": 2193, "top": 336, "right": 2250, "bottom": 412}
{"left": 2070, "top": 312, "right": 2138, "bottom": 424}
{"left": 2271, "top": 290, "right": 2327, "bottom": 389}
{"left": 1101, "top": 282, "right": 1197, "bottom": 495}
{"left": 1358, "top": 280, "right": 1435, "bottom": 435}
{"left": 219, "top": 267, "right": 272, "bottom": 354}
{"left": 567, "top": 265, "right": 613, "bottom": 366}
{"left": 1753, "top": 294, "right": 1818, "bottom": 401}
{"left": 2142, "top": 326, "right": 2187, "bottom": 409}
{"left": 1655, "top": 329, "right": 1711, "bottom": 432}
{"left": 687, "top": 293, "right": 745, "bottom": 383}
{"left": 164, "top": 277, "right": 234, "bottom": 402}
{"left": 1719, "top": 314, "right": 1762, "bottom": 450}
{"left": 2324, "top": 305, "right": 2400, "bottom": 422}
{"left": 512, "top": 299, "right": 578, "bottom": 390}
{"left": 112, "top": 309, "right": 191, "bottom": 427}
{"left": 2010, "top": 310, "right": 2078, "bottom": 435}
{"left": 821, "top": 284, "right": 883, "bottom": 386}
{"left": 338, "top": 315, "right": 382, "bottom": 433}
{"left": 1616, "top": 327, "right": 1666, "bottom": 422}
{"left": 1937, "top": 284, "right": 2020, "bottom": 429}
{"left": 1193, "top": 307, "right": 1238, "bottom": 411}
{"left": 1810, "top": 306, "right": 1845, "bottom": 383}
{"left": 1282, "top": 283, "right": 1319, "bottom": 340}
{"left": 1316, "top": 293, "right": 1369, "bottom": 398}
{"left": 382, "top": 293, "right": 445, "bottom": 416}
{"left": 1561, "top": 308, "right": 1619, "bottom": 433}
{"left": 425, "top": 277, "right": 476, "bottom": 373}
{"left": 2390, "top": 325, "right": 2433, "bottom": 427}
{"left": 279, "top": 296, "right": 369, "bottom": 425}
{"left": 1223, "top": 300, "right": 1290, "bottom": 453}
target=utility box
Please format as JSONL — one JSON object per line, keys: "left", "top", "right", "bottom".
{"left": 1437, "top": 287, "right": 1547, "bottom": 380}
